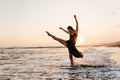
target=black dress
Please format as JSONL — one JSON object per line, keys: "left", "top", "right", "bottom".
{"left": 66, "top": 33, "right": 83, "bottom": 58}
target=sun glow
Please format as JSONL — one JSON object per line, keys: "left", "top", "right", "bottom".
{"left": 76, "top": 36, "right": 84, "bottom": 45}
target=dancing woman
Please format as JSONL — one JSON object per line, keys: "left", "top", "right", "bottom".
{"left": 46, "top": 15, "right": 83, "bottom": 66}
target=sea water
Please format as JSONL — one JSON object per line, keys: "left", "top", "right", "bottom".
{"left": 0, "top": 46, "right": 120, "bottom": 80}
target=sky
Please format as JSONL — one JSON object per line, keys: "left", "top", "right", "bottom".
{"left": 0, "top": 0, "right": 120, "bottom": 47}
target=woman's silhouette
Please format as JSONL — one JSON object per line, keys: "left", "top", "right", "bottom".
{"left": 46, "top": 15, "right": 83, "bottom": 66}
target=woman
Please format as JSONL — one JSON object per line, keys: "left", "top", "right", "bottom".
{"left": 46, "top": 15, "right": 83, "bottom": 66}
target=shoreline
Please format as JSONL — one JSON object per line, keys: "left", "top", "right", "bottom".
{"left": 0, "top": 45, "right": 119, "bottom": 49}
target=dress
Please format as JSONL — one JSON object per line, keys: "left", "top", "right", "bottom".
{"left": 66, "top": 33, "right": 83, "bottom": 58}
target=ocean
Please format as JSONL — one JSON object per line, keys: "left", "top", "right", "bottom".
{"left": 0, "top": 46, "right": 120, "bottom": 80}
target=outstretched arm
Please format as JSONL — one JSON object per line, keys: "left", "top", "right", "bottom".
{"left": 74, "top": 15, "right": 79, "bottom": 34}
{"left": 59, "top": 27, "right": 69, "bottom": 34}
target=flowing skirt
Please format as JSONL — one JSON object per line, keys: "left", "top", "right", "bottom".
{"left": 66, "top": 41, "right": 83, "bottom": 58}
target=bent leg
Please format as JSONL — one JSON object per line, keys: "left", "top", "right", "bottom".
{"left": 46, "top": 31, "right": 67, "bottom": 47}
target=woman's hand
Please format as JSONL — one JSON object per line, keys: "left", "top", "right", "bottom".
{"left": 74, "top": 15, "right": 77, "bottom": 19}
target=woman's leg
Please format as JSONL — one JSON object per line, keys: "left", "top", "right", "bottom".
{"left": 69, "top": 52, "right": 73, "bottom": 66}
{"left": 46, "top": 31, "right": 74, "bottom": 66}
{"left": 46, "top": 31, "right": 67, "bottom": 47}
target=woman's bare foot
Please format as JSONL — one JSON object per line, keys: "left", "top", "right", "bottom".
{"left": 46, "top": 31, "right": 51, "bottom": 36}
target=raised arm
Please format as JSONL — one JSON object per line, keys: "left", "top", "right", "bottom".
{"left": 59, "top": 27, "right": 69, "bottom": 34}
{"left": 74, "top": 15, "right": 79, "bottom": 34}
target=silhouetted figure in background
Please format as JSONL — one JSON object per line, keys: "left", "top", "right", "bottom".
{"left": 46, "top": 15, "right": 83, "bottom": 66}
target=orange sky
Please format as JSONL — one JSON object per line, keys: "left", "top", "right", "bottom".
{"left": 0, "top": 0, "right": 120, "bottom": 47}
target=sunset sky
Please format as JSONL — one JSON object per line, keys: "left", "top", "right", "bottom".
{"left": 0, "top": 0, "right": 120, "bottom": 47}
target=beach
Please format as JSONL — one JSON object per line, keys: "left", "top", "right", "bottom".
{"left": 0, "top": 46, "right": 120, "bottom": 80}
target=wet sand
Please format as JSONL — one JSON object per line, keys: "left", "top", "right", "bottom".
{"left": 0, "top": 47, "right": 120, "bottom": 80}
